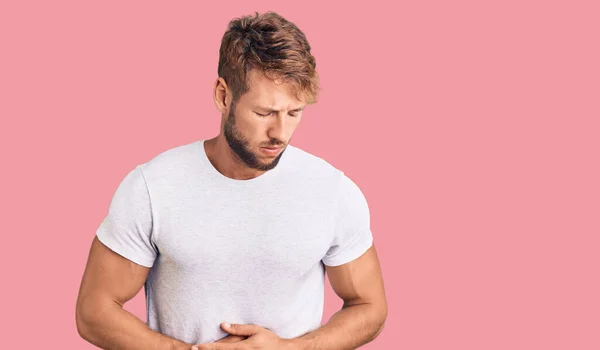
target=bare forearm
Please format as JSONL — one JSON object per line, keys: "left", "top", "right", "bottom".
{"left": 77, "top": 301, "right": 191, "bottom": 350}
{"left": 291, "top": 303, "right": 386, "bottom": 350}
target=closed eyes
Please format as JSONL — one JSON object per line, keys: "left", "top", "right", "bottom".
{"left": 255, "top": 111, "right": 300, "bottom": 117}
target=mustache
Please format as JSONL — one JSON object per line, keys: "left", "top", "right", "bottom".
{"left": 261, "top": 140, "right": 285, "bottom": 147}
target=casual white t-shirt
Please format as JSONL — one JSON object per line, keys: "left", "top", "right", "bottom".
{"left": 96, "top": 139, "right": 373, "bottom": 344}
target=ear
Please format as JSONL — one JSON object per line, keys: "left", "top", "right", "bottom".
{"left": 213, "top": 77, "right": 231, "bottom": 115}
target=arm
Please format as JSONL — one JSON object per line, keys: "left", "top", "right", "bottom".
{"left": 291, "top": 245, "right": 388, "bottom": 350}
{"left": 76, "top": 236, "right": 192, "bottom": 350}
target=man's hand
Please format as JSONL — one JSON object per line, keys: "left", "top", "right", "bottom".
{"left": 215, "top": 334, "right": 247, "bottom": 343}
{"left": 192, "top": 322, "right": 293, "bottom": 350}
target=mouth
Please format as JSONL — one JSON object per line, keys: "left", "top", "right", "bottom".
{"left": 260, "top": 146, "right": 283, "bottom": 156}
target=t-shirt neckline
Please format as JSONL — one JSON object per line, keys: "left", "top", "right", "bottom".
{"left": 198, "top": 139, "right": 289, "bottom": 186}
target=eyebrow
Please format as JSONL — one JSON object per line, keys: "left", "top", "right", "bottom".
{"left": 255, "top": 106, "right": 305, "bottom": 113}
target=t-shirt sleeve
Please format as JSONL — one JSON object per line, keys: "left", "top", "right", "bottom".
{"left": 322, "top": 172, "right": 374, "bottom": 267}
{"left": 95, "top": 165, "right": 157, "bottom": 268}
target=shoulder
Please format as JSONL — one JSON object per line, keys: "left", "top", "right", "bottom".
{"left": 285, "top": 143, "right": 341, "bottom": 173}
{"left": 286, "top": 145, "right": 369, "bottom": 203}
{"left": 284, "top": 143, "right": 344, "bottom": 181}
{"left": 136, "top": 140, "right": 202, "bottom": 181}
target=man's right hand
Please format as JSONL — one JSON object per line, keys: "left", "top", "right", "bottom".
{"left": 215, "top": 335, "right": 248, "bottom": 343}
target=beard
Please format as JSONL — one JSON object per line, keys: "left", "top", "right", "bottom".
{"left": 223, "top": 101, "right": 286, "bottom": 171}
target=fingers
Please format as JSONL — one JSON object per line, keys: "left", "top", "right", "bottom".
{"left": 193, "top": 343, "right": 238, "bottom": 350}
{"left": 192, "top": 323, "right": 261, "bottom": 349}
{"left": 221, "top": 322, "right": 261, "bottom": 336}
{"left": 215, "top": 335, "right": 247, "bottom": 343}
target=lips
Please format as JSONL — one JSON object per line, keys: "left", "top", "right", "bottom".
{"left": 260, "top": 146, "right": 283, "bottom": 156}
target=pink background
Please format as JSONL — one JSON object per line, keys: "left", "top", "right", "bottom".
{"left": 1, "top": 1, "right": 599, "bottom": 349}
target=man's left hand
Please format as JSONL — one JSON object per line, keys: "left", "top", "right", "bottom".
{"left": 192, "top": 322, "right": 294, "bottom": 350}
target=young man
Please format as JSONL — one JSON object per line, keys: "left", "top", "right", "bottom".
{"left": 76, "top": 11, "right": 387, "bottom": 350}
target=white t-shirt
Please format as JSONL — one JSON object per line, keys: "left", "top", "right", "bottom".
{"left": 96, "top": 139, "right": 373, "bottom": 344}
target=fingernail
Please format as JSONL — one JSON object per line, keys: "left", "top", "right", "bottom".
{"left": 223, "top": 322, "right": 231, "bottom": 328}
{"left": 192, "top": 347, "right": 198, "bottom": 350}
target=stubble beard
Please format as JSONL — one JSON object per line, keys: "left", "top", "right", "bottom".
{"left": 223, "top": 101, "right": 285, "bottom": 172}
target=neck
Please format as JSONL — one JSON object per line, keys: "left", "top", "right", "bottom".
{"left": 204, "top": 135, "right": 266, "bottom": 180}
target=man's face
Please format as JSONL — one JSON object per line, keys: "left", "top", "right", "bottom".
{"left": 223, "top": 70, "right": 305, "bottom": 171}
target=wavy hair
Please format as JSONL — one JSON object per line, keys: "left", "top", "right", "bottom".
{"left": 217, "top": 11, "right": 319, "bottom": 105}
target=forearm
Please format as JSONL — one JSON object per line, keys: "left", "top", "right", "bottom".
{"left": 291, "top": 302, "right": 386, "bottom": 350}
{"left": 77, "top": 301, "right": 191, "bottom": 350}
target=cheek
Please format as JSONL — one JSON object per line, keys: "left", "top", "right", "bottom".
{"left": 238, "top": 116, "right": 267, "bottom": 140}
{"left": 235, "top": 113, "right": 257, "bottom": 131}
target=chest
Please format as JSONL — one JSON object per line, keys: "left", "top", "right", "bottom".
{"left": 153, "top": 188, "right": 336, "bottom": 279}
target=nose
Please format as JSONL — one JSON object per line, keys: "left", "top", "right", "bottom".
{"left": 267, "top": 113, "right": 287, "bottom": 143}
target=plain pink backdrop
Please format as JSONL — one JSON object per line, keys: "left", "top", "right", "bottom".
{"left": 1, "top": 1, "right": 599, "bottom": 349}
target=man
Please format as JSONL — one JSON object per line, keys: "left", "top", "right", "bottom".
{"left": 76, "top": 11, "right": 387, "bottom": 350}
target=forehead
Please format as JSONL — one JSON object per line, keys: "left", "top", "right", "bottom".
{"left": 239, "top": 69, "right": 304, "bottom": 107}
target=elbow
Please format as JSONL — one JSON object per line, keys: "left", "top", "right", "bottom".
{"left": 371, "top": 302, "right": 388, "bottom": 340}
{"left": 76, "top": 298, "right": 99, "bottom": 343}
{"left": 373, "top": 316, "right": 387, "bottom": 339}
{"left": 75, "top": 302, "right": 91, "bottom": 341}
